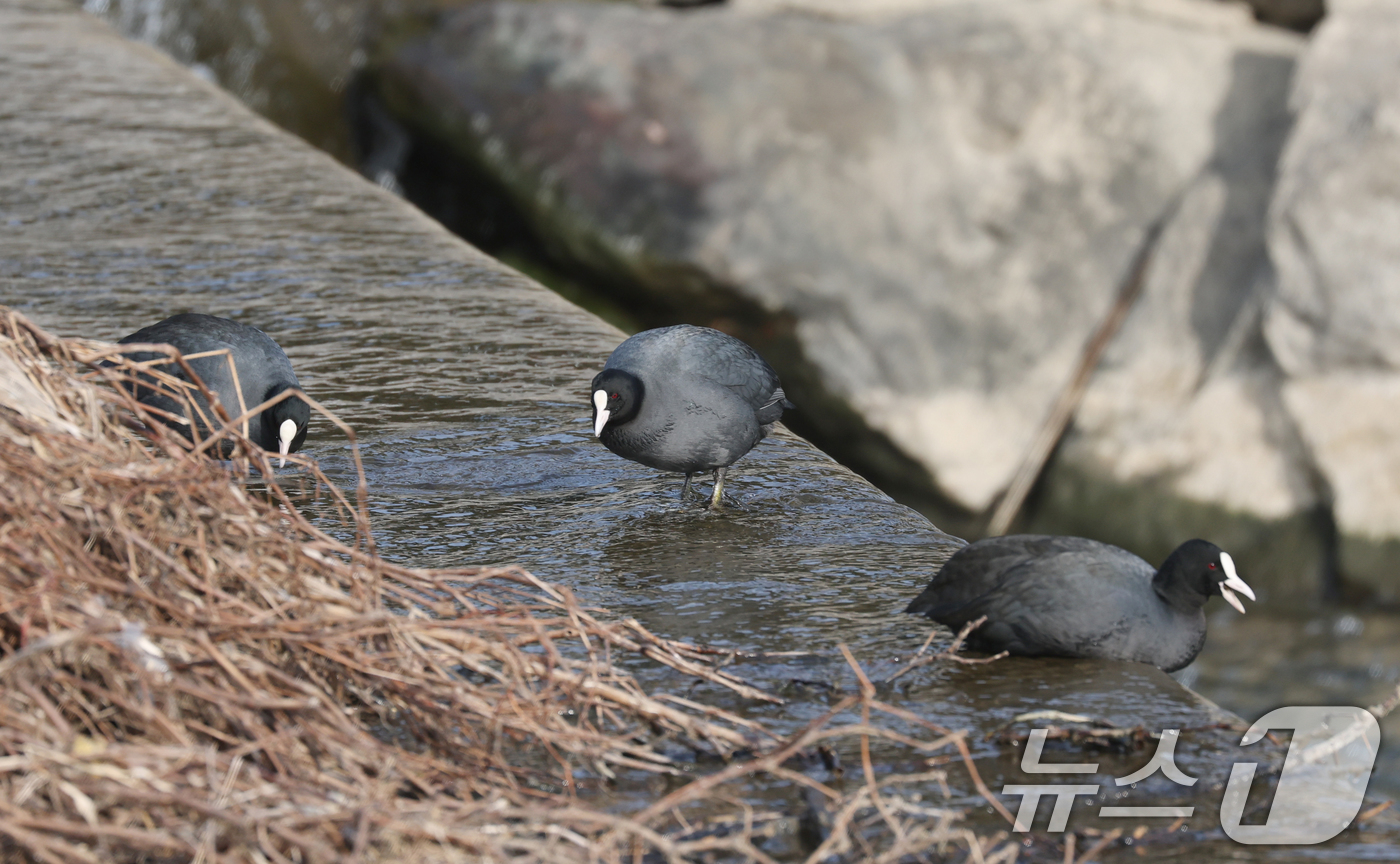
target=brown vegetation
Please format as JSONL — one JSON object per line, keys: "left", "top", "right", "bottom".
{"left": 0, "top": 309, "right": 1014, "bottom": 863}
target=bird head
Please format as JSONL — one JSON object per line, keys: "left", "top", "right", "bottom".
{"left": 589, "top": 369, "right": 643, "bottom": 437}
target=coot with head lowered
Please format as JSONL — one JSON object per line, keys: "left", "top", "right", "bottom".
{"left": 590, "top": 325, "right": 792, "bottom": 508}
{"left": 118, "top": 314, "right": 310, "bottom": 465}
{"left": 905, "top": 535, "right": 1254, "bottom": 671}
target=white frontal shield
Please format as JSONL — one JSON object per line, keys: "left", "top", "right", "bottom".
{"left": 592, "top": 390, "right": 610, "bottom": 437}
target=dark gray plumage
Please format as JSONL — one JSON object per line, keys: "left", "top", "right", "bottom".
{"left": 905, "top": 536, "right": 1254, "bottom": 671}
{"left": 590, "top": 325, "right": 792, "bottom": 507}
{"left": 117, "top": 314, "right": 310, "bottom": 463}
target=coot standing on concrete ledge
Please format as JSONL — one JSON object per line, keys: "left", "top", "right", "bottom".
{"left": 590, "top": 325, "right": 792, "bottom": 508}
{"left": 905, "top": 535, "right": 1254, "bottom": 671}
{"left": 117, "top": 314, "right": 310, "bottom": 465}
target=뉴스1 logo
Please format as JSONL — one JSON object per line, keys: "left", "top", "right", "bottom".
{"left": 1000, "top": 706, "right": 1380, "bottom": 844}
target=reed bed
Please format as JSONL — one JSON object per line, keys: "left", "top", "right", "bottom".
{"left": 0, "top": 309, "right": 1015, "bottom": 864}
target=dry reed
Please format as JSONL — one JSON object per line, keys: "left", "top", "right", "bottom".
{"left": 0, "top": 309, "right": 1015, "bottom": 864}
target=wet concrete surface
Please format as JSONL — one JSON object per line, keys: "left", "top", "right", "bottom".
{"left": 3, "top": 1, "right": 1398, "bottom": 858}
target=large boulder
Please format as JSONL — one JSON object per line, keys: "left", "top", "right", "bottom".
{"left": 374, "top": 0, "right": 1315, "bottom": 587}
{"left": 1264, "top": 0, "right": 1400, "bottom": 597}
{"left": 1028, "top": 49, "right": 1328, "bottom": 597}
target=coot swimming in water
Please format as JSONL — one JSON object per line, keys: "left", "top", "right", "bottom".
{"left": 904, "top": 535, "right": 1254, "bottom": 671}
{"left": 118, "top": 314, "right": 310, "bottom": 465}
{"left": 590, "top": 325, "right": 791, "bottom": 507}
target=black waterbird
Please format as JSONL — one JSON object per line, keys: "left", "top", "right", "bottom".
{"left": 118, "top": 313, "right": 310, "bottom": 465}
{"left": 905, "top": 535, "right": 1254, "bottom": 671}
{"left": 590, "top": 325, "right": 791, "bottom": 507}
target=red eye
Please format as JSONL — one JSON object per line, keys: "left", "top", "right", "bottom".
{"left": 1208, "top": 562, "right": 1217, "bottom": 570}
{"left": 611, "top": 393, "right": 620, "bottom": 400}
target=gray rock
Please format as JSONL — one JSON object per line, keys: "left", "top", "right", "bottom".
{"left": 374, "top": 0, "right": 1308, "bottom": 558}
{"left": 1030, "top": 123, "right": 1331, "bottom": 600}
{"left": 1264, "top": 0, "right": 1400, "bottom": 595}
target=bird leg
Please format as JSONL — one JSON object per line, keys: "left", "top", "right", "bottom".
{"left": 709, "top": 467, "right": 727, "bottom": 509}
{"left": 681, "top": 472, "right": 693, "bottom": 500}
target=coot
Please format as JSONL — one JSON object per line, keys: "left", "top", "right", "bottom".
{"left": 591, "top": 325, "right": 791, "bottom": 507}
{"left": 117, "top": 314, "right": 310, "bottom": 465}
{"left": 904, "top": 535, "right": 1254, "bottom": 671}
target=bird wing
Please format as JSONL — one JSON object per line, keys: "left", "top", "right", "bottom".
{"left": 118, "top": 315, "right": 296, "bottom": 396}
{"left": 907, "top": 537, "right": 1157, "bottom": 657}
{"left": 608, "top": 325, "right": 788, "bottom": 417}
{"left": 906, "top": 535, "right": 1065, "bottom": 619}
{"left": 682, "top": 332, "right": 785, "bottom": 414}
{"left": 905, "top": 536, "right": 1147, "bottom": 619}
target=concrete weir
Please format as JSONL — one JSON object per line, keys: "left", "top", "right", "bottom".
{"left": 3, "top": 0, "right": 1390, "bottom": 855}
